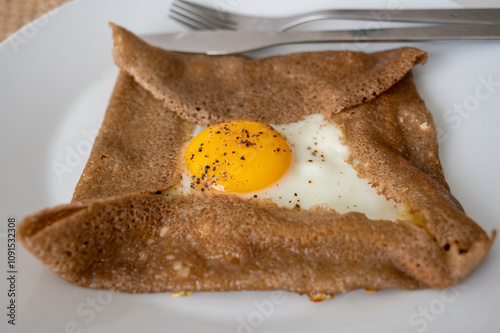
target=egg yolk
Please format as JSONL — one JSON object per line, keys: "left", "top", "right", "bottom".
{"left": 184, "top": 120, "right": 292, "bottom": 193}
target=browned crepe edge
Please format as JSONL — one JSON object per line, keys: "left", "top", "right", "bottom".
{"left": 17, "top": 26, "right": 495, "bottom": 295}
{"left": 72, "top": 72, "right": 195, "bottom": 201}
{"left": 110, "top": 23, "right": 427, "bottom": 126}
{"left": 18, "top": 192, "right": 453, "bottom": 294}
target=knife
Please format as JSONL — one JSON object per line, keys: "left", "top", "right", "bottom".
{"left": 142, "top": 24, "right": 500, "bottom": 55}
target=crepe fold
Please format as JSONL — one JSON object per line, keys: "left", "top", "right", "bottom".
{"left": 17, "top": 24, "right": 495, "bottom": 296}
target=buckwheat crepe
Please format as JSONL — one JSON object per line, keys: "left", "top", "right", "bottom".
{"left": 17, "top": 24, "right": 495, "bottom": 297}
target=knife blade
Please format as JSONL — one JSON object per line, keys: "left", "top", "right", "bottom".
{"left": 142, "top": 24, "right": 500, "bottom": 55}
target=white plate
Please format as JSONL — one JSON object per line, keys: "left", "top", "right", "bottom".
{"left": 1, "top": 0, "right": 499, "bottom": 332}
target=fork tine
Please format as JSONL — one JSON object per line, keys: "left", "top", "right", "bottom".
{"left": 169, "top": 6, "right": 218, "bottom": 30}
{"left": 172, "top": 0, "right": 238, "bottom": 29}
{"left": 175, "top": 0, "right": 236, "bottom": 22}
{"left": 169, "top": 2, "right": 235, "bottom": 30}
{"left": 168, "top": 11, "right": 206, "bottom": 30}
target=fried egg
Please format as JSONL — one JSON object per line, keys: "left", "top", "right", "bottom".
{"left": 175, "top": 113, "right": 401, "bottom": 221}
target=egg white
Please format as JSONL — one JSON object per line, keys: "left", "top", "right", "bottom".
{"left": 172, "top": 113, "right": 401, "bottom": 221}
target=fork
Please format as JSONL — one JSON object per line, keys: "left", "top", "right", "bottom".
{"left": 169, "top": 0, "right": 500, "bottom": 32}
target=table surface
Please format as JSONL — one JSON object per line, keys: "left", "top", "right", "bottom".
{"left": 0, "top": 0, "right": 70, "bottom": 43}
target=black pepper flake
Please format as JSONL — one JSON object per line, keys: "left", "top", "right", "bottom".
{"left": 294, "top": 204, "right": 301, "bottom": 209}
{"left": 240, "top": 139, "right": 256, "bottom": 147}
{"left": 294, "top": 193, "right": 297, "bottom": 196}
{"left": 198, "top": 147, "right": 203, "bottom": 152}
{"left": 190, "top": 153, "right": 194, "bottom": 160}
{"left": 240, "top": 156, "right": 245, "bottom": 160}
{"left": 253, "top": 195, "right": 257, "bottom": 198}
{"left": 308, "top": 160, "right": 313, "bottom": 162}
{"left": 215, "top": 131, "right": 221, "bottom": 134}
{"left": 155, "top": 191, "right": 162, "bottom": 195}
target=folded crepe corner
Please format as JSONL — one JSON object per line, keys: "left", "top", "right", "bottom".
{"left": 17, "top": 24, "right": 495, "bottom": 295}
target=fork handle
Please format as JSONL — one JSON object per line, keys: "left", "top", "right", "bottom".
{"left": 278, "top": 24, "right": 500, "bottom": 44}
{"left": 277, "top": 9, "right": 500, "bottom": 32}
